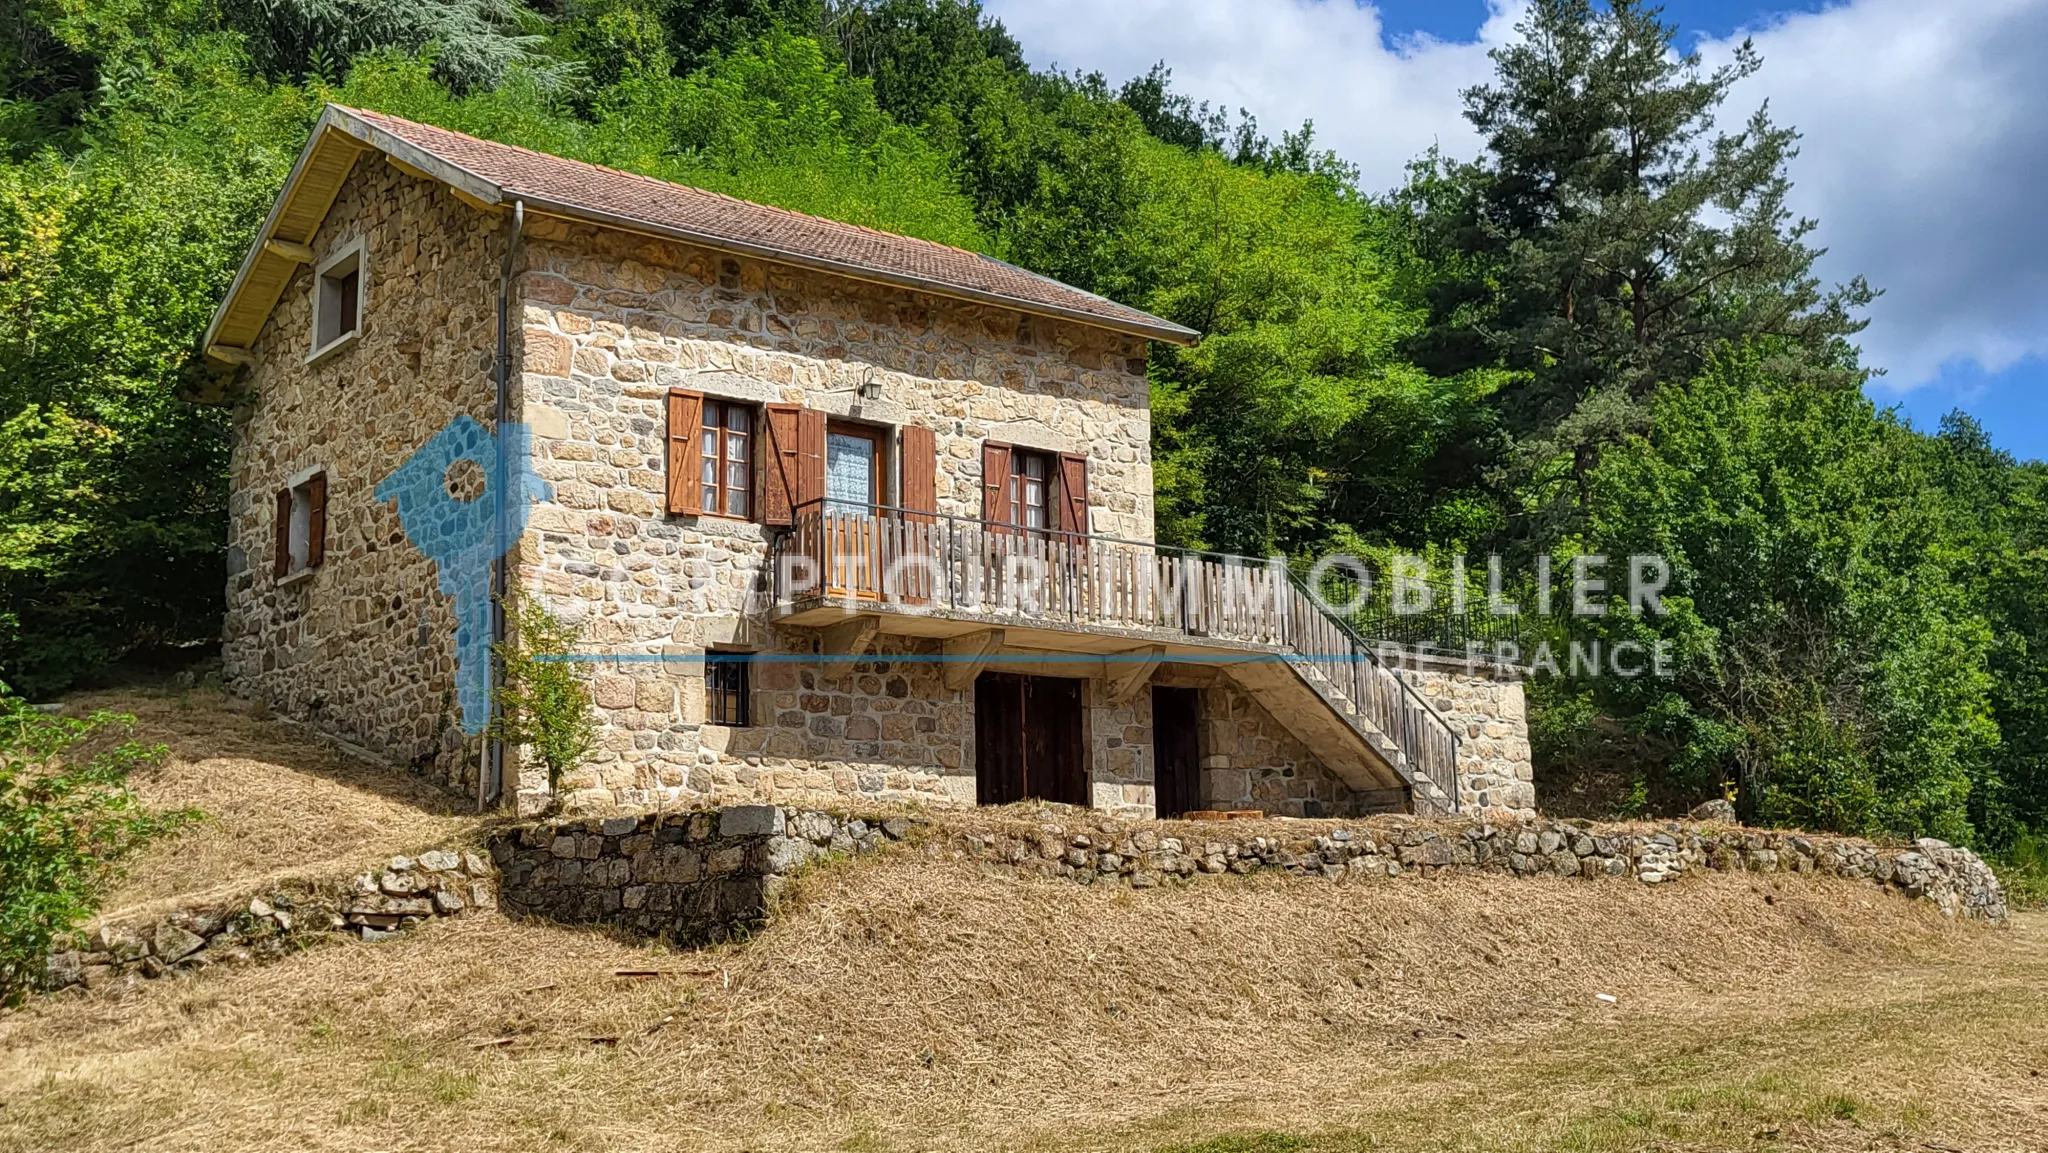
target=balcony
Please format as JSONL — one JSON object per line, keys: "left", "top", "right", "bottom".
{"left": 769, "top": 501, "right": 1464, "bottom": 811}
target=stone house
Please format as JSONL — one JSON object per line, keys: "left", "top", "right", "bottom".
{"left": 201, "top": 105, "right": 1534, "bottom": 821}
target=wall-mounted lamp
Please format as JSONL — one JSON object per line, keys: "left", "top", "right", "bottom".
{"left": 856, "top": 366, "right": 883, "bottom": 401}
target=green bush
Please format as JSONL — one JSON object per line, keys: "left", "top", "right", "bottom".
{"left": 0, "top": 689, "right": 191, "bottom": 1004}
{"left": 1992, "top": 829, "right": 2048, "bottom": 910}
{"left": 492, "top": 603, "right": 598, "bottom": 801}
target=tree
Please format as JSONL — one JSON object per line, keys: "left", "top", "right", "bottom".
{"left": 1553, "top": 347, "right": 1996, "bottom": 840}
{"left": 215, "top": 0, "right": 576, "bottom": 93}
{"left": 0, "top": 34, "right": 321, "bottom": 695}
{"left": 1132, "top": 142, "right": 1503, "bottom": 555}
{"left": 1405, "top": 0, "right": 1872, "bottom": 535}
{"left": 1923, "top": 414, "right": 2048, "bottom": 846}
{"left": 0, "top": 689, "right": 189, "bottom": 1004}
{"left": 342, "top": 32, "right": 987, "bottom": 247}
{"left": 492, "top": 603, "right": 598, "bottom": 801}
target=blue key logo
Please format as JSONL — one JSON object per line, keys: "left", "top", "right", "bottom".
{"left": 374, "top": 416, "right": 552, "bottom": 733}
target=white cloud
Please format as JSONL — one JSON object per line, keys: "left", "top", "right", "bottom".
{"left": 1701, "top": 0, "right": 2048, "bottom": 389}
{"left": 982, "top": 0, "right": 1513, "bottom": 193}
{"left": 983, "top": 0, "right": 2048, "bottom": 392}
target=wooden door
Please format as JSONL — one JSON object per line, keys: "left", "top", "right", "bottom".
{"left": 975, "top": 672, "right": 1087, "bottom": 806}
{"left": 1151, "top": 686, "right": 1203, "bottom": 817}
{"left": 1024, "top": 675, "right": 1087, "bottom": 805}
{"left": 975, "top": 673, "right": 1027, "bottom": 806}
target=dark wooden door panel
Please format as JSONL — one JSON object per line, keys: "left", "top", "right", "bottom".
{"left": 1152, "top": 685, "right": 1202, "bottom": 818}
{"left": 976, "top": 672, "right": 1086, "bottom": 807}
{"left": 975, "top": 673, "right": 1026, "bottom": 805}
{"left": 1026, "top": 675, "right": 1087, "bottom": 806}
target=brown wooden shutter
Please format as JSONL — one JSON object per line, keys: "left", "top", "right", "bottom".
{"left": 305, "top": 472, "right": 327, "bottom": 568}
{"left": 1058, "top": 453, "right": 1090, "bottom": 535}
{"left": 762, "top": 403, "right": 800, "bottom": 526}
{"left": 981, "top": 441, "right": 1011, "bottom": 525}
{"left": 900, "top": 424, "right": 937, "bottom": 522}
{"left": 666, "top": 389, "right": 704, "bottom": 515}
{"left": 273, "top": 488, "right": 292, "bottom": 578}
{"left": 795, "top": 407, "right": 827, "bottom": 512}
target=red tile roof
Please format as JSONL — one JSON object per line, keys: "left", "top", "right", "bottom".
{"left": 347, "top": 107, "right": 1197, "bottom": 344}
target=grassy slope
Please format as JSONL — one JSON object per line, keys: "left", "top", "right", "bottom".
{"left": 66, "top": 688, "right": 484, "bottom": 916}
{"left": 3, "top": 690, "right": 2044, "bottom": 1152}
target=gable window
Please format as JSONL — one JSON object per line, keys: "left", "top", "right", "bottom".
{"left": 310, "top": 240, "right": 365, "bottom": 359}
{"left": 273, "top": 469, "right": 328, "bottom": 582}
{"left": 701, "top": 399, "right": 752, "bottom": 518}
{"left": 705, "top": 651, "right": 752, "bottom": 726}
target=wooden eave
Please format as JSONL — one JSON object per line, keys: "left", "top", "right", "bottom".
{"left": 200, "top": 106, "right": 506, "bottom": 367}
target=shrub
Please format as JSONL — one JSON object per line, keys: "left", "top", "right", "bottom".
{"left": 1992, "top": 829, "right": 2048, "bottom": 911}
{"left": 0, "top": 689, "right": 190, "bottom": 1004}
{"left": 492, "top": 602, "right": 598, "bottom": 801}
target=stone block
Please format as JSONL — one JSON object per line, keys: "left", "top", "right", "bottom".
{"left": 593, "top": 675, "right": 636, "bottom": 709}
{"left": 718, "top": 805, "right": 785, "bottom": 838}
{"left": 417, "top": 850, "right": 460, "bottom": 873}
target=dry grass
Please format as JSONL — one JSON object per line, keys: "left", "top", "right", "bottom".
{"left": 63, "top": 687, "right": 485, "bottom": 917}
{"left": 12, "top": 688, "right": 2044, "bottom": 1151}
{"left": 4, "top": 841, "right": 2043, "bottom": 1153}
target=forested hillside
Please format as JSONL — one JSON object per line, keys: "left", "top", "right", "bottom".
{"left": 1, "top": 0, "right": 2042, "bottom": 848}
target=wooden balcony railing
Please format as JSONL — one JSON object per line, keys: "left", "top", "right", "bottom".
{"left": 774, "top": 501, "right": 1461, "bottom": 808}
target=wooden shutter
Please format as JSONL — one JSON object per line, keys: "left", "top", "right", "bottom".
{"left": 900, "top": 424, "right": 937, "bottom": 522}
{"left": 796, "top": 407, "right": 827, "bottom": 512}
{"left": 981, "top": 441, "right": 1012, "bottom": 525}
{"left": 305, "top": 472, "right": 327, "bottom": 568}
{"left": 666, "top": 389, "right": 704, "bottom": 515}
{"left": 762, "top": 403, "right": 801, "bottom": 526}
{"left": 1058, "top": 453, "right": 1090, "bottom": 535}
{"left": 273, "top": 488, "right": 292, "bottom": 578}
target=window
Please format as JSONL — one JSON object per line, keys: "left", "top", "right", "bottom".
{"left": 705, "top": 651, "right": 751, "bottom": 726}
{"left": 824, "top": 423, "right": 885, "bottom": 514}
{"left": 982, "top": 443, "right": 1088, "bottom": 536}
{"left": 1006, "top": 450, "right": 1053, "bottom": 529}
{"left": 311, "top": 240, "right": 365, "bottom": 358}
{"left": 273, "top": 469, "right": 327, "bottom": 581}
{"left": 700, "top": 399, "right": 752, "bottom": 518}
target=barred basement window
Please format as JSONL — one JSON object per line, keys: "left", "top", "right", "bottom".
{"left": 705, "top": 651, "right": 751, "bottom": 727}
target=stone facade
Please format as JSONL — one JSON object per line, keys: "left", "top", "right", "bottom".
{"left": 217, "top": 148, "right": 1529, "bottom": 824}
{"left": 1187, "top": 673, "right": 1390, "bottom": 817}
{"left": 1394, "top": 656, "right": 1537, "bottom": 814}
{"left": 221, "top": 155, "right": 506, "bottom": 793}
{"left": 504, "top": 216, "right": 1363, "bottom": 817}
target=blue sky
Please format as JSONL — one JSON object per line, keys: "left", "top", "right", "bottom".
{"left": 1367, "top": 0, "right": 1835, "bottom": 43}
{"left": 987, "top": 0, "right": 2048, "bottom": 463}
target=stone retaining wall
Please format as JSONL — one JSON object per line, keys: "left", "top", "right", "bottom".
{"left": 340, "top": 848, "right": 499, "bottom": 939}
{"left": 943, "top": 814, "right": 2010, "bottom": 922}
{"left": 43, "top": 807, "right": 2008, "bottom": 1000}
{"left": 43, "top": 844, "right": 487, "bottom": 996}
{"left": 489, "top": 805, "right": 907, "bottom": 941}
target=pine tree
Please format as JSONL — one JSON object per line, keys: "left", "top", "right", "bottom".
{"left": 1406, "top": 0, "right": 1872, "bottom": 530}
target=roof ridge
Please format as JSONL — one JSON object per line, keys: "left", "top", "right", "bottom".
{"left": 345, "top": 105, "right": 1015, "bottom": 268}
{"left": 329, "top": 104, "right": 1196, "bottom": 343}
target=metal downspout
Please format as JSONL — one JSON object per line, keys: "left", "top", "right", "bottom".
{"left": 481, "top": 198, "right": 525, "bottom": 811}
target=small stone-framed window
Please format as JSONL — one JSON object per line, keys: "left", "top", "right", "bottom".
{"left": 309, "top": 238, "right": 366, "bottom": 360}
{"left": 705, "top": 650, "right": 752, "bottom": 727}
{"left": 274, "top": 466, "right": 328, "bottom": 584}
